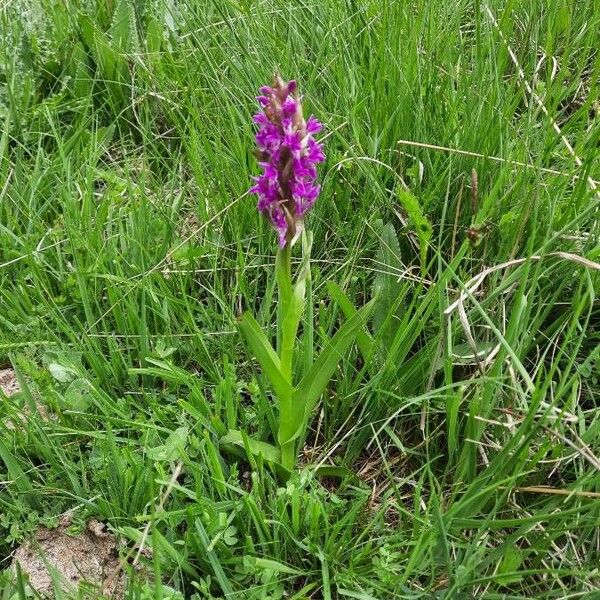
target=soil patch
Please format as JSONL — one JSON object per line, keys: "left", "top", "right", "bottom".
{"left": 0, "top": 368, "right": 20, "bottom": 397}
{"left": 12, "top": 516, "right": 125, "bottom": 598}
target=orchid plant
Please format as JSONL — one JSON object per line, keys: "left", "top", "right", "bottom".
{"left": 222, "top": 76, "right": 372, "bottom": 475}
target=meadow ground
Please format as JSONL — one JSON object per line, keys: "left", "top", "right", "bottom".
{"left": 1, "top": 1, "right": 600, "bottom": 598}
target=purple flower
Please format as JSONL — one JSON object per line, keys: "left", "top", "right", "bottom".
{"left": 292, "top": 181, "right": 320, "bottom": 216}
{"left": 306, "top": 115, "right": 322, "bottom": 134}
{"left": 249, "top": 75, "right": 325, "bottom": 247}
{"left": 282, "top": 98, "right": 298, "bottom": 117}
{"left": 283, "top": 131, "right": 302, "bottom": 156}
{"left": 306, "top": 138, "right": 325, "bottom": 163}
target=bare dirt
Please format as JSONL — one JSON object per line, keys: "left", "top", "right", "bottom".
{"left": 12, "top": 516, "right": 126, "bottom": 598}
{"left": 0, "top": 367, "right": 20, "bottom": 396}
{"left": 0, "top": 367, "right": 54, "bottom": 430}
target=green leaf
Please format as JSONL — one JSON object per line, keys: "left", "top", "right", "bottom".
{"left": 431, "top": 491, "right": 450, "bottom": 568}
{"left": 289, "top": 583, "right": 319, "bottom": 600}
{"left": 280, "top": 232, "right": 313, "bottom": 376}
{"left": 78, "top": 14, "right": 128, "bottom": 104}
{"left": 64, "top": 379, "right": 94, "bottom": 411}
{"left": 306, "top": 464, "right": 358, "bottom": 481}
{"left": 195, "top": 519, "right": 235, "bottom": 596}
{"left": 147, "top": 426, "right": 188, "bottom": 461}
{"left": 396, "top": 188, "right": 432, "bottom": 271}
{"left": 15, "top": 561, "right": 28, "bottom": 600}
{"left": 68, "top": 42, "right": 92, "bottom": 98}
{"left": 247, "top": 556, "right": 303, "bottom": 576}
{"left": 326, "top": 281, "right": 374, "bottom": 361}
{"left": 498, "top": 547, "right": 524, "bottom": 583}
{"left": 289, "top": 300, "right": 375, "bottom": 443}
{"left": 109, "top": 0, "right": 137, "bottom": 53}
{"left": 0, "top": 439, "right": 39, "bottom": 509}
{"left": 372, "top": 221, "right": 404, "bottom": 350}
{"left": 220, "top": 429, "right": 281, "bottom": 464}
{"left": 302, "top": 233, "right": 315, "bottom": 376}
{"left": 452, "top": 341, "right": 497, "bottom": 365}
{"left": 121, "top": 526, "right": 199, "bottom": 577}
{"left": 48, "top": 362, "right": 75, "bottom": 383}
{"left": 145, "top": 11, "right": 164, "bottom": 55}
{"left": 280, "top": 274, "right": 306, "bottom": 378}
{"left": 220, "top": 429, "right": 290, "bottom": 478}
{"left": 238, "top": 312, "right": 293, "bottom": 401}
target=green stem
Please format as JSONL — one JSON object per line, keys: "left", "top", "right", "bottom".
{"left": 280, "top": 440, "right": 296, "bottom": 472}
{"left": 276, "top": 244, "right": 295, "bottom": 471}
{"left": 274, "top": 237, "right": 312, "bottom": 474}
{"left": 276, "top": 244, "right": 293, "bottom": 380}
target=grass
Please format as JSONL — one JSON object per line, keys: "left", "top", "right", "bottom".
{"left": 0, "top": 0, "right": 599, "bottom": 597}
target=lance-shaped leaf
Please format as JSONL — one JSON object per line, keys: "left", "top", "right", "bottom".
{"left": 220, "top": 429, "right": 279, "bottom": 462}
{"left": 238, "top": 312, "right": 293, "bottom": 401}
{"left": 0, "top": 439, "right": 39, "bottom": 509}
{"left": 280, "top": 233, "right": 313, "bottom": 376}
{"left": 326, "top": 281, "right": 374, "bottom": 362}
{"left": 220, "top": 429, "right": 289, "bottom": 479}
{"left": 283, "top": 299, "right": 375, "bottom": 443}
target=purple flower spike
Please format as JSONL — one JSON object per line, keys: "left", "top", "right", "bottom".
{"left": 249, "top": 74, "right": 325, "bottom": 247}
